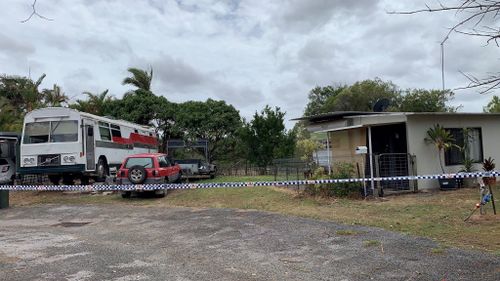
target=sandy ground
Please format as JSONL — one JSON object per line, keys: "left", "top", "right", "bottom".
{"left": 0, "top": 204, "right": 499, "bottom": 281}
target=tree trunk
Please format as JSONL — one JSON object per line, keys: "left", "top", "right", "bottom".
{"left": 438, "top": 149, "right": 445, "bottom": 174}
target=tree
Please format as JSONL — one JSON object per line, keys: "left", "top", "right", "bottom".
{"left": 393, "top": 89, "right": 457, "bottom": 112}
{"left": 0, "top": 97, "right": 22, "bottom": 131}
{"left": 392, "top": 1, "right": 500, "bottom": 93}
{"left": 484, "top": 95, "right": 500, "bottom": 113}
{"left": 42, "top": 84, "right": 69, "bottom": 107}
{"left": 0, "top": 73, "right": 46, "bottom": 112}
{"left": 425, "top": 124, "right": 456, "bottom": 173}
{"left": 240, "top": 106, "right": 296, "bottom": 167}
{"left": 72, "top": 89, "right": 113, "bottom": 115}
{"left": 175, "top": 99, "right": 242, "bottom": 162}
{"left": 304, "top": 85, "right": 346, "bottom": 116}
{"left": 155, "top": 97, "right": 180, "bottom": 153}
{"left": 122, "top": 67, "right": 153, "bottom": 92}
{"left": 108, "top": 91, "right": 159, "bottom": 125}
{"left": 322, "top": 78, "right": 400, "bottom": 112}
{"left": 295, "top": 139, "right": 321, "bottom": 166}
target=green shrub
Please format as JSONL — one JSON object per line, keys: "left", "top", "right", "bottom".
{"left": 304, "top": 162, "right": 362, "bottom": 198}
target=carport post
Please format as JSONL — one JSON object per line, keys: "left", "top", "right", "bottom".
{"left": 326, "top": 132, "right": 331, "bottom": 175}
{"left": 368, "top": 126, "right": 375, "bottom": 194}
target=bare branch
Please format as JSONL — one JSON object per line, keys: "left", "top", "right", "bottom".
{"left": 456, "top": 71, "right": 500, "bottom": 94}
{"left": 21, "top": 0, "right": 54, "bottom": 23}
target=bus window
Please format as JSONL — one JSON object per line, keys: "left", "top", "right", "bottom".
{"left": 50, "top": 121, "right": 78, "bottom": 142}
{"left": 23, "top": 122, "right": 50, "bottom": 144}
{"left": 99, "top": 122, "right": 111, "bottom": 141}
{"left": 110, "top": 124, "right": 121, "bottom": 138}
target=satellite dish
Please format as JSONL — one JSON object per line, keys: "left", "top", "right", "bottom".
{"left": 373, "top": 98, "right": 390, "bottom": 112}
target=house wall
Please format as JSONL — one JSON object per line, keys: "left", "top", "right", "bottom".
{"left": 406, "top": 115, "right": 500, "bottom": 189}
{"left": 329, "top": 128, "right": 366, "bottom": 174}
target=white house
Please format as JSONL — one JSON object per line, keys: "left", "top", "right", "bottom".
{"left": 296, "top": 111, "right": 500, "bottom": 191}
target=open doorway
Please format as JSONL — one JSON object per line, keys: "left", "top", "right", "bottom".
{"left": 368, "top": 123, "right": 412, "bottom": 191}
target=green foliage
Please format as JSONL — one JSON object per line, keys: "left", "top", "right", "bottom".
{"left": 175, "top": 99, "right": 242, "bottom": 162}
{"left": 239, "top": 106, "right": 296, "bottom": 167}
{"left": 122, "top": 67, "right": 153, "bottom": 92}
{"left": 425, "top": 124, "right": 456, "bottom": 173}
{"left": 303, "top": 79, "right": 457, "bottom": 115}
{"left": 323, "top": 78, "right": 399, "bottom": 112}
{"left": 41, "top": 84, "right": 69, "bottom": 107}
{"left": 108, "top": 90, "right": 159, "bottom": 125}
{"left": 393, "top": 89, "right": 457, "bottom": 112}
{"left": 484, "top": 96, "right": 500, "bottom": 113}
{"left": 71, "top": 89, "right": 113, "bottom": 116}
{"left": 305, "top": 162, "right": 361, "bottom": 197}
{"left": 295, "top": 139, "right": 321, "bottom": 164}
{"left": 304, "top": 85, "right": 346, "bottom": 116}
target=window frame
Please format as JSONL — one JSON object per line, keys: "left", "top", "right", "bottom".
{"left": 444, "top": 127, "right": 483, "bottom": 166}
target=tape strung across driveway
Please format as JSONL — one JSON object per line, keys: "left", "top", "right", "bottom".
{"left": 1, "top": 171, "right": 498, "bottom": 191}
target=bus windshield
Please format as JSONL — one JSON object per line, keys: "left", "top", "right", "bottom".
{"left": 23, "top": 121, "right": 78, "bottom": 144}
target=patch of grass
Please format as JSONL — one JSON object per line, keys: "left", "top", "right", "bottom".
{"left": 363, "top": 240, "right": 381, "bottom": 247}
{"left": 336, "top": 230, "right": 360, "bottom": 236}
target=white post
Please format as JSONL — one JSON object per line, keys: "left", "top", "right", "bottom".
{"left": 368, "top": 126, "right": 375, "bottom": 194}
{"left": 326, "top": 132, "right": 331, "bottom": 175}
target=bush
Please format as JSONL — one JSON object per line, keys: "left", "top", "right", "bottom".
{"left": 304, "top": 162, "right": 362, "bottom": 198}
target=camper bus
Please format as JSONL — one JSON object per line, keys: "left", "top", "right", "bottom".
{"left": 19, "top": 107, "right": 158, "bottom": 185}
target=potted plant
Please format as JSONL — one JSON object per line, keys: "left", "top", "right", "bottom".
{"left": 482, "top": 157, "right": 496, "bottom": 186}
{"left": 425, "top": 124, "right": 457, "bottom": 189}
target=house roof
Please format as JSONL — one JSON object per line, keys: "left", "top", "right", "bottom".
{"left": 295, "top": 111, "right": 500, "bottom": 123}
{"left": 292, "top": 111, "right": 382, "bottom": 122}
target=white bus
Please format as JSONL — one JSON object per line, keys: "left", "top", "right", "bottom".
{"left": 19, "top": 107, "right": 158, "bottom": 185}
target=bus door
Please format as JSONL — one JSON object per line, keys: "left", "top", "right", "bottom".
{"left": 83, "top": 120, "right": 96, "bottom": 171}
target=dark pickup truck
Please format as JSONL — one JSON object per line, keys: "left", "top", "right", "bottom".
{"left": 174, "top": 159, "right": 216, "bottom": 179}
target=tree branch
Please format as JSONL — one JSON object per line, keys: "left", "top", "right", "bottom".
{"left": 21, "top": 0, "right": 54, "bottom": 23}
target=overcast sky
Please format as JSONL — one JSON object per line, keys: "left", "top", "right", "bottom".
{"left": 1, "top": 0, "right": 498, "bottom": 126}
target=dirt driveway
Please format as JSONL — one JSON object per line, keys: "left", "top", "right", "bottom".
{"left": 0, "top": 204, "right": 499, "bottom": 281}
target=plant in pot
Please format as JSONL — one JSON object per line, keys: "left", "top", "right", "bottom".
{"left": 482, "top": 157, "right": 496, "bottom": 186}
{"left": 425, "top": 124, "right": 457, "bottom": 189}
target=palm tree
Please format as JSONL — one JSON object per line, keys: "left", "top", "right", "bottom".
{"left": 122, "top": 67, "right": 153, "bottom": 92}
{"left": 84, "top": 89, "right": 112, "bottom": 115}
{"left": 425, "top": 124, "right": 456, "bottom": 173}
{"left": 42, "top": 84, "right": 69, "bottom": 107}
{"left": 72, "top": 89, "right": 112, "bottom": 115}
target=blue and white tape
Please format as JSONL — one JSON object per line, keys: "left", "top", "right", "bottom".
{"left": 0, "top": 171, "right": 497, "bottom": 191}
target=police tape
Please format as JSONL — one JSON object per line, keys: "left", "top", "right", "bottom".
{"left": 0, "top": 171, "right": 498, "bottom": 191}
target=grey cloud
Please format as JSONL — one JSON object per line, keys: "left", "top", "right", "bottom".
{"left": 0, "top": 32, "right": 35, "bottom": 56}
{"left": 279, "top": 0, "right": 380, "bottom": 32}
{"left": 78, "top": 37, "right": 134, "bottom": 61}
{"left": 154, "top": 56, "right": 207, "bottom": 90}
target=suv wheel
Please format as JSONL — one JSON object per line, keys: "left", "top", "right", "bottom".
{"left": 128, "top": 165, "right": 147, "bottom": 184}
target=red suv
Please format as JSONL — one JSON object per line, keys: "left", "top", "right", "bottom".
{"left": 117, "top": 153, "right": 182, "bottom": 198}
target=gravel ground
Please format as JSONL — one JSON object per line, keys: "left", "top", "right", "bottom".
{"left": 0, "top": 204, "right": 499, "bottom": 281}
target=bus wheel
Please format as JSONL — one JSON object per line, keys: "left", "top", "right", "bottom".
{"left": 48, "top": 175, "right": 61, "bottom": 185}
{"left": 96, "top": 158, "right": 109, "bottom": 182}
{"left": 62, "top": 175, "right": 74, "bottom": 185}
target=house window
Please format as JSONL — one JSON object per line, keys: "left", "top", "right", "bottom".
{"left": 445, "top": 128, "right": 483, "bottom": 165}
